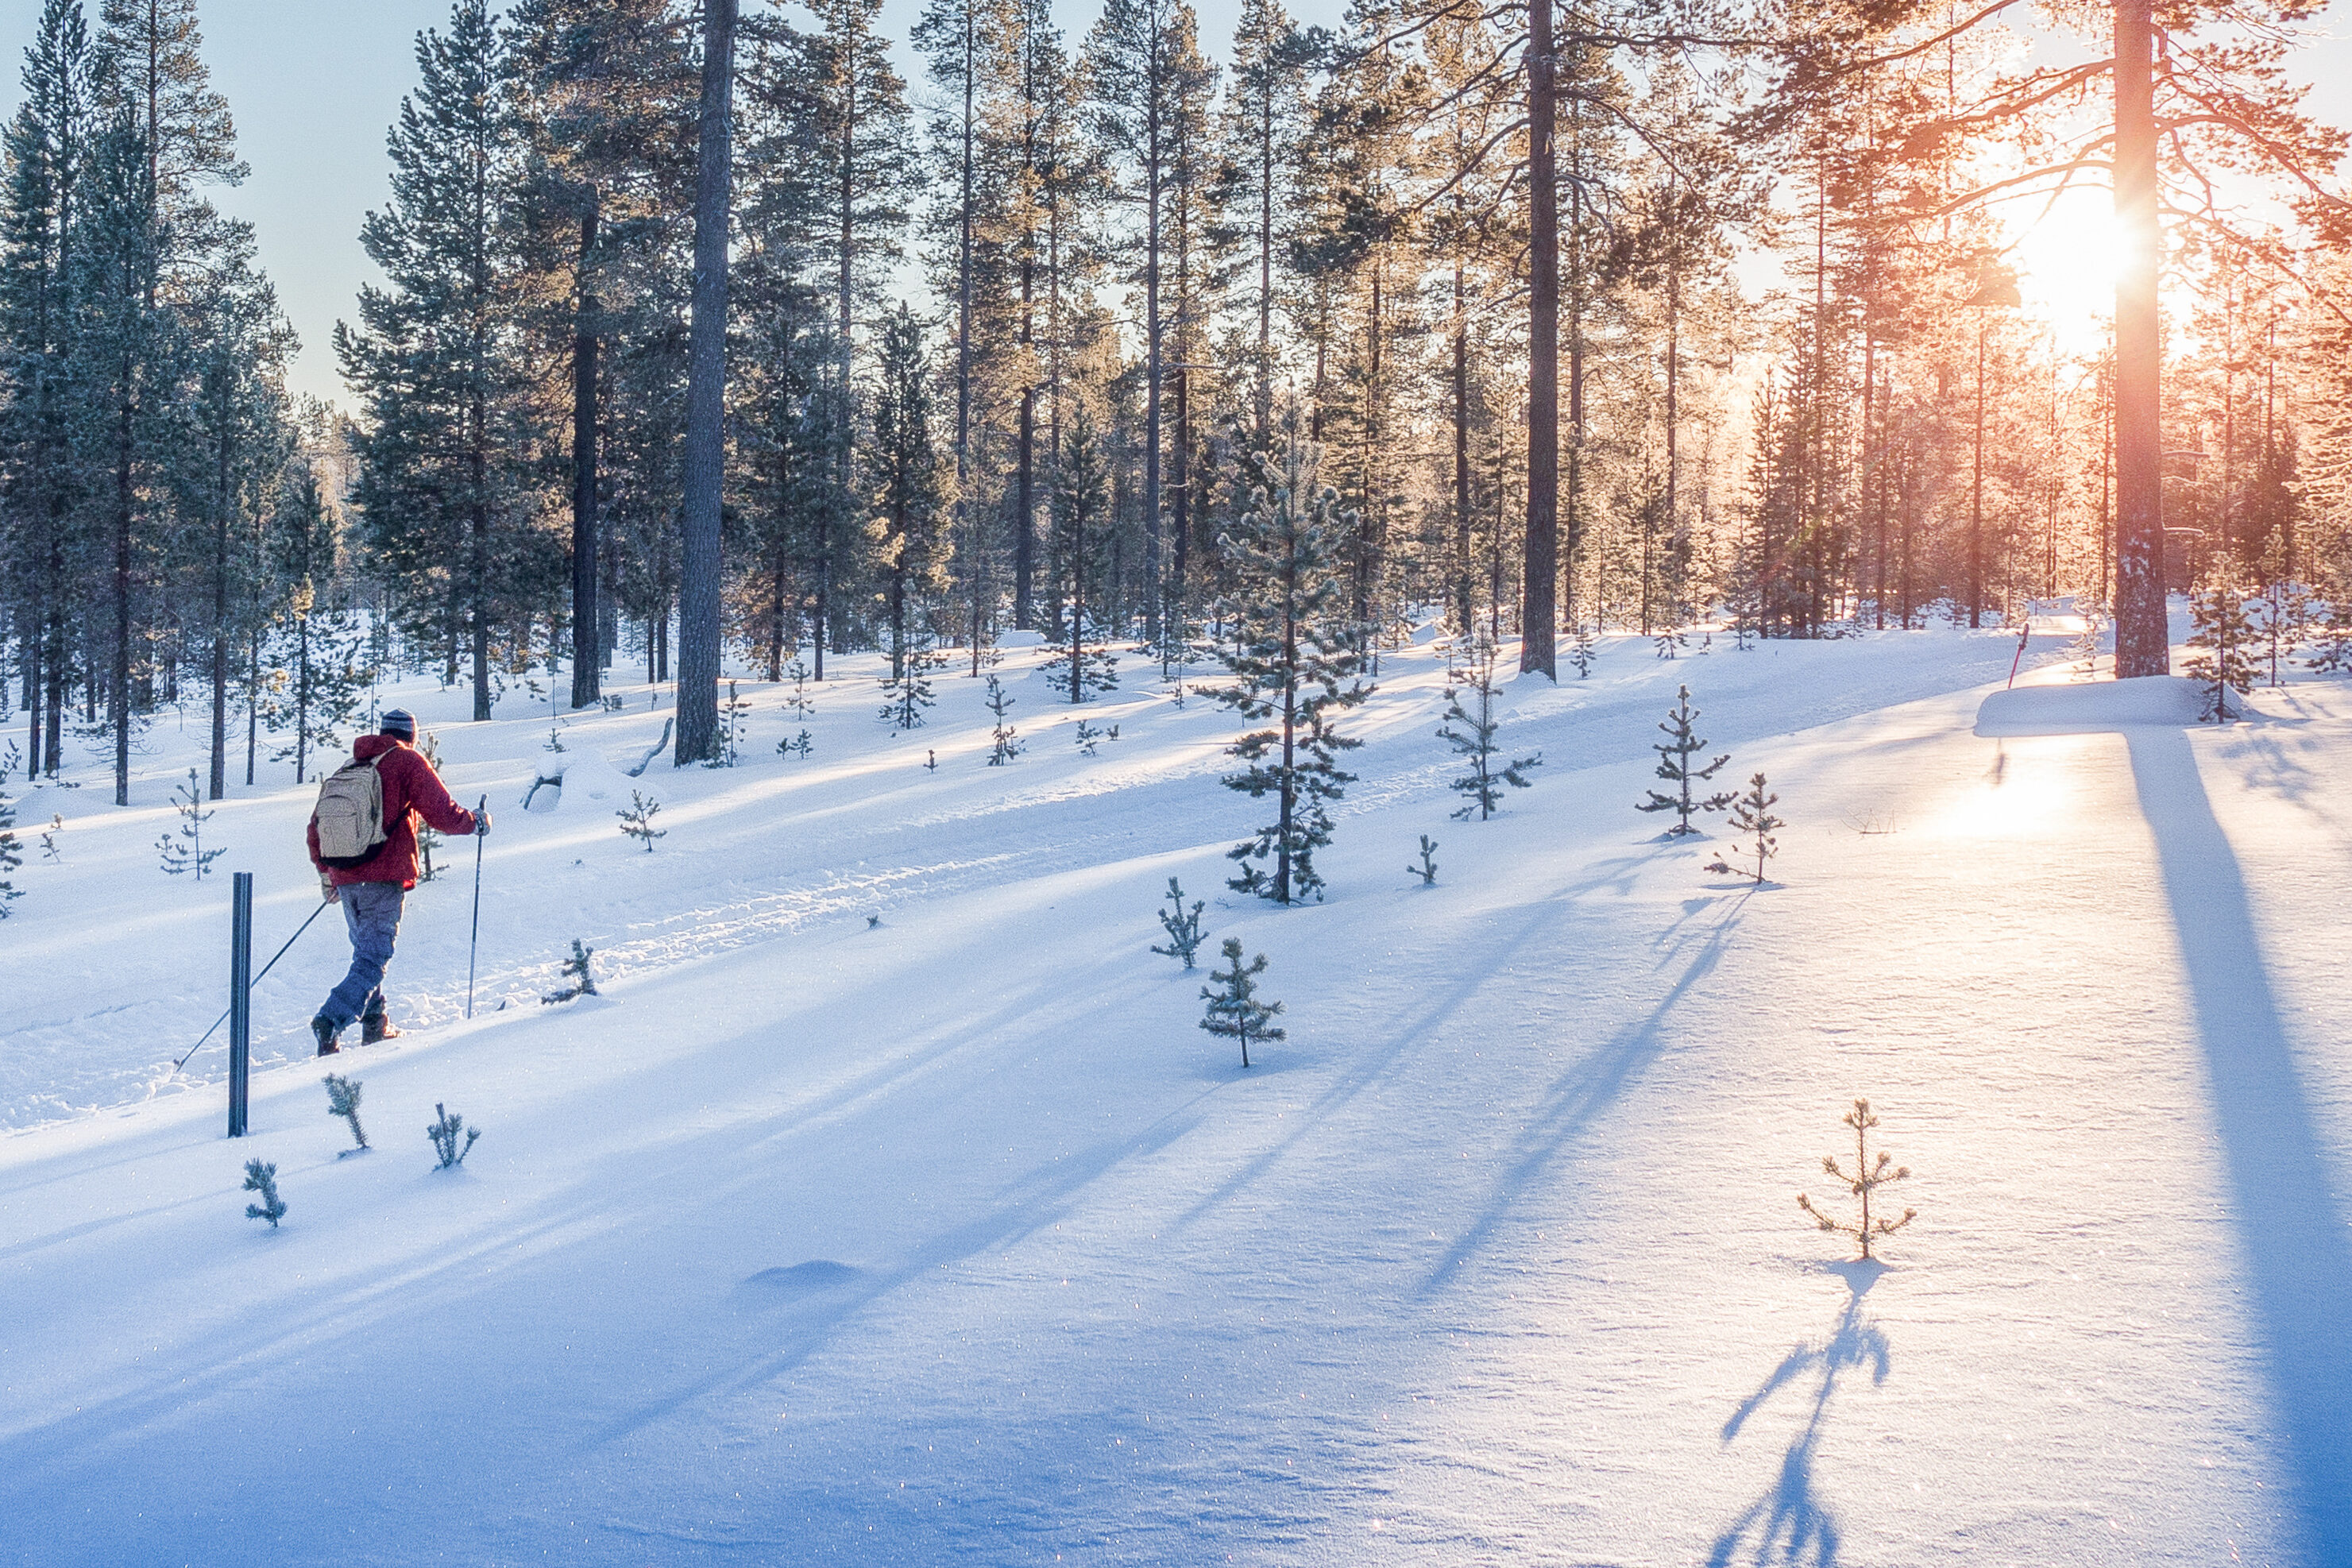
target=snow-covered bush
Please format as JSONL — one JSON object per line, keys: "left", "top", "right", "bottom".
{"left": 1797, "top": 1099, "right": 1915, "bottom": 1261}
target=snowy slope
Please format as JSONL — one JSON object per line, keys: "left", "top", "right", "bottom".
{"left": 2, "top": 621, "right": 2348, "bottom": 1566}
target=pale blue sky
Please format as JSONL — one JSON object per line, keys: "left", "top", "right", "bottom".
{"left": 2, "top": 0, "right": 2344, "bottom": 410}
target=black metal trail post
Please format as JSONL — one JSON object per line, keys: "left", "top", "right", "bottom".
{"left": 228, "top": 871, "right": 253, "bottom": 1137}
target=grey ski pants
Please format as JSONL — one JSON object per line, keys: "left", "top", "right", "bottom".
{"left": 322, "top": 882, "right": 405, "bottom": 1029}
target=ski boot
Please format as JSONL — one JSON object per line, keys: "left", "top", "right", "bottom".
{"left": 311, "top": 1015, "right": 343, "bottom": 1056}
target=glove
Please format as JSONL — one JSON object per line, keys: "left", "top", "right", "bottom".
{"left": 321, "top": 877, "right": 340, "bottom": 905}
{"left": 473, "top": 810, "right": 492, "bottom": 837}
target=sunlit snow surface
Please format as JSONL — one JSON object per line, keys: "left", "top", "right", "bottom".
{"left": 2, "top": 618, "right": 2347, "bottom": 1565}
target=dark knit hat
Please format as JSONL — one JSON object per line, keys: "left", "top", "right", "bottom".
{"left": 380, "top": 709, "right": 416, "bottom": 741}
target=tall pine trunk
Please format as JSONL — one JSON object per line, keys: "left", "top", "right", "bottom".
{"left": 2112, "top": 0, "right": 2166, "bottom": 677}
{"left": 677, "top": 0, "right": 738, "bottom": 763}
{"left": 1521, "top": 0, "right": 1559, "bottom": 677}
{"left": 570, "top": 191, "right": 601, "bottom": 709}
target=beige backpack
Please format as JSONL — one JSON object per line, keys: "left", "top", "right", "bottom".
{"left": 314, "top": 755, "right": 388, "bottom": 867}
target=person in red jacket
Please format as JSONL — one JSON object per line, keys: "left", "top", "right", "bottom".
{"left": 307, "top": 709, "right": 489, "bottom": 1055}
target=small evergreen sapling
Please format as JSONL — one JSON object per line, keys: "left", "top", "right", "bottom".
{"left": 1797, "top": 1099, "right": 1916, "bottom": 1261}
{"left": 1199, "top": 937, "right": 1285, "bottom": 1068}
{"left": 2306, "top": 597, "right": 2352, "bottom": 675}
{"left": 925, "top": 748, "right": 937, "bottom": 771}
{"left": 778, "top": 728, "right": 814, "bottom": 760}
{"left": 1437, "top": 639, "right": 1540, "bottom": 821}
{"left": 780, "top": 658, "right": 816, "bottom": 719}
{"left": 324, "top": 1072, "right": 369, "bottom": 1152}
{"left": 1151, "top": 877, "right": 1207, "bottom": 967}
{"left": 2184, "top": 567, "right": 2257, "bottom": 720}
{"left": 428, "top": 1103, "right": 479, "bottom": 1169}
{"left": 1408, "top": 833, "right": 1439, "bottom": 886}
{"left": 156, "top": 770, "right": 227, "bottom": 879}
{"left": 415, "top": 732, "right": 446, "bottom": 879}
{"left": 713, "top": 679, "right": 752, "bottom": 765}
{"left": 1636, "top": 685, "right": 1734, "bottom": 835}
{"left": 1705, "top": 773, "right": 1783, "bottom": 883}
{"left": 985, "top": 674, "right": 1022, "bottom": 764}
{"left": 1074, "top": 718, "right": 1110, "bottom": 755}
{"left": 879, "top": 645, "right": 945, "bottom": 729}
{"left": 242, "top": 1158, "right": 287, "bottom": 1227}
{"left": 0, "top": 788, "right": 20, "bottom": 914}
{"left": 41, "top": 813, "right": 64, "bottom": 864}
{"left": 543, "top": 939, "right": 598, "bottom": 1003}
{"left": 1569, "top": 623, "right": 1597, "bottom": 678}
{"left": 2250, "top": 580, "right": 2310, "bottom": 686}
{"left": 617, "top": 790, "right": 666, "bottom": 850}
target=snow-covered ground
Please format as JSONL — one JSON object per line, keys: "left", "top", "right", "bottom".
{"left": 3, "top": 616, "right": 2348, "bottom": 1566}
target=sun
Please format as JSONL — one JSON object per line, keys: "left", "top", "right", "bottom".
{"left": 2007, "top": 190, "right": 2125, "bottom": 356}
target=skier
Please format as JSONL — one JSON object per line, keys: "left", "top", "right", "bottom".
{"left": 306, "top": 709, "right": 488, "bottom": 1055}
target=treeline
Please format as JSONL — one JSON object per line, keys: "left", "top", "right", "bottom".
{"left": 7, "top": 0, "right": 2351, "bottom": 784}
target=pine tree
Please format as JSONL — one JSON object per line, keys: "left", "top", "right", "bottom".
{"left": 543, "top": 937, "right": 598, "bottom": 1002}
{"left": 867, "top": 302, "right": 950, "bottom": 720}
{"left": 334, "top": 0, "right": 526, "bottom": 723}
{"left": 1408, "top": 832, "right": 1438, "bottom": 886}
{"left": 616, "top": 789, "right": 665, "bottom": 850}
{"left": 1043, "top": 405, "right": 1120, "bottom": 702}
{"left": 241, "top": 1158, "right": 286, "bottom": 1226}
{"left": 2185, "top": 566, "right": 2257, "bottom": 720}
{"left": 428, "top": 1103, "right": 480, "bottom": 1168}
{"left": 984, "top": 671, "right": 1022, "bottom": 763}
{"left": 1706, "top": 773, "right": 1783, "bottom": 885}
{"left": 1199, "top": 936, "right": 1283, "bottom": 1068}
{"left": 1436, "top": 635, "right": 1539, "bottom": 821}
{"left": 1150, "top": 875, "right": 1206, "bottom": 965}
{"left": 1636, "top": 685, "right": 1734, "bottom": 836}
{"left": 1213, "top": 436, "right": 1371, "bottom": 903}
{"left": 2249, "top": 580, "right": 2309, "bottom": 686}
{"left": 323, "top": 1072, "right": 369, "bottom": 1152}
{"left": 156, "top": 769, "right": 225, "bottom": 879}
{"left": 879, "top": 644, "right": 944, "bottom": 729}
{"left": 0, "top": 786, "right": 21, "bottom": 915}
{"left": 2307, "top": 597, "right": 2352, "bottom": 676}
{"left": 1797, "top": 1099, "right": 1915, "bottom": 1261}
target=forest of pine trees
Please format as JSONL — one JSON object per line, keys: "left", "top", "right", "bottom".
{"left": 9, "top": 0, "right": 2352, "bottom": 775}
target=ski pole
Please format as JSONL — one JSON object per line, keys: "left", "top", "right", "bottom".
{"left": 465, "top": 794, "right": 487, "bottom": 1018}
{"left": 170, "top": 894, "right": 334, "bottom": 1073}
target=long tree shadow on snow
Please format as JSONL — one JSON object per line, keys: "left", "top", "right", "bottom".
{"left": 2128, "top": 727, "right": 2352, "bottom": 1557}
{"left": 1707, "top": 1261, "right": 1890, "bottom": 1568}
{"left": 1415, "top": 894, "right": 1744, "bottom": 1298}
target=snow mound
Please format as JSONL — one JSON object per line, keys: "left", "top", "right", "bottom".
{"left": 521, "top": 746, "right": 632, "bottom": 813}
{"left": 1975, "top": 675, "right": 2208, "bottom": 736}
{"left": 997, "top": 628, "right": 1048, "bottom": 648}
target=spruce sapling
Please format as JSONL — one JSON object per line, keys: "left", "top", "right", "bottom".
{"left": 1436, "top": 638, "right": 1540, "bottom": 821}
{"left": 1797, "top": 1099, "right": 1916, "bottom": 1261}
{"left": 2306, "top": 597, "right": 2352, "bottom": 675}
{"left": 1653, "top": 628, "right": 1688, "bottom": 660}
{"left": 617, "top": 790, "right": 666, "bottom": 851}
{"left": 242, "top": 1159, "right": 287, "bottom": 1227}
{"left": 985, "top": 674, "right": 1022, "bottom": 764}
{"left": 713, "top": 679, "right": 752, "bottom": 765}
{"left": 324, "top": 1072, "right": 369, "bottom": 1153}
{"left": 925, "top": 748, "right": 937, "bottom": 771}
{"left": 542, "top": 939, "right": 598, "bottom": 1003}
{"left": 1074, "top": 718, "right": 1109, "bottom": 755}
{"left": 878, "top": 645, "right": 945, "bottom": 729}
{"left": 778, "top": 728, "right": 814, "bottom": 760}
{"left": 1569, "top": 623, "right": 1597, "bottom": 678}
{"left": 0, "top": 788, "right": 20, "bottom": 914}
{"left": 428, "top": 1103, "right": 480, "bottom": 1169}
{"left": 780, "top": 658, "right": 816, "bottom": 719}
{"left": 2184, "top": 566, "right": 2257, "bottom": 720}
{"left": 41, "top": 812, "right": 65, "bottom": 865}
{"left": 1199, "top": 937, "right": 1285, "bottom": 1068}
{"left": 1408, "top": 833, "right": 1439, "bottom": 886}
{"left": 1635, "top": 685, "right": 1735, "bottom": 835}
{"left": 1705, "top": 773, "right": 1783, "bottom": 884}
{"left": 1150, "top": 877, "right": 1208, "bottom": 967}
{"left": 156, "top": 770, "right": 227, "bottom": 879}
{"left": 2250, "top": 579, "right": 2310, "bottom": 686}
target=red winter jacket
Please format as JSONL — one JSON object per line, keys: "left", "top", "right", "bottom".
{"left": 307, "top": 733, "right": 479, "bottom": 889}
